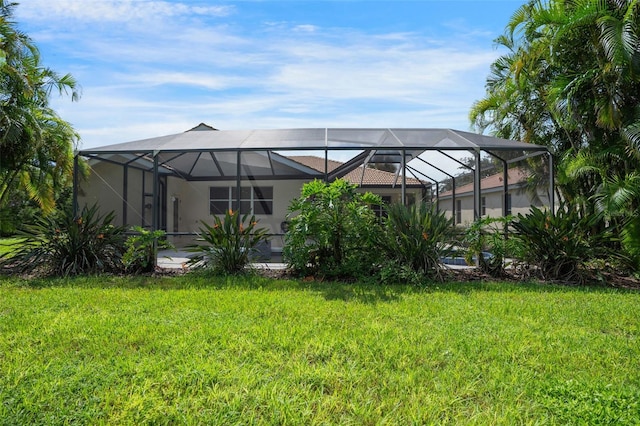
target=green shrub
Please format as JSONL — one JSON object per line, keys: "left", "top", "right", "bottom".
{"left": 510, "top": 203, "right": 607, "bottom": 282}
{"left": 283, "top": 179, "right": 383, "bottom": 279}
{"left": 1, "top": 204, "right": 126, "bottom": 276}
{"left": 186, "top": 209, "right": 269, "bottom": 275}
{"left": 381, "top": 202, "right": 455, "bottom": 282}
{"left": 377, "top": 259, "right": 427, "bottom": 286}
{"left": 620, "top": 216, "right": 640, "bottom": 274}
{"left": 122, "top": 226, "right": 175, "bottom": 273}
{"left": 0, "top": 203, "right": 39, "bottom": 236}
{"left": 462, "top": 216, "right": 515, "bottom": 277}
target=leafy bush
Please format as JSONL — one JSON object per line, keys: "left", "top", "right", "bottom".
{"left": 122, "top": 226, "right": 175, "bottom": 273}
{"left": 0, "top": 202, "right": 40, "bottom": 236}
{"left": 1, "top": 204, "right": 126, "bottom": 276}
{"left": 186, "top": 209, "right": 269, "bottom": 275}
{"left": 462, "top": 216, "right": 515, "bottom": 277}
{"left": 283, "top": 179, "right": 383, "bottom": 279}
{"left": 377, "top": 259, "right": 427, "bottom": 286}
{"left": 380, "top": 202, "right": 455, "bottom": 282}
{"left": 510, "top": 203, "right": 606, "bottom": 282}
{"left": 619, "top": 216, "right": 640, "bottom": 274}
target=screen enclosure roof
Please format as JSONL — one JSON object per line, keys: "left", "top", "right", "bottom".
{"left": 78, "top": 126, "right": 549, "bottom": 181}
{"left": 79, "top": 127, "right": 547, "bottom": 154}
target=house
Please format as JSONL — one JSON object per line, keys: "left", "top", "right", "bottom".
{"left": 438, "top": 168, "right": 552, "bottom": 226}
{"left": 78, "top": 130, "right": 426, "bottom": 254}
{"left": 76, "top": 124, "right": 550, "bottom": 255}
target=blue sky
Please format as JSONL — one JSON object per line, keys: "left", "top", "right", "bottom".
{"left": 15, "top": 1, "right": 525, "bottom": 150}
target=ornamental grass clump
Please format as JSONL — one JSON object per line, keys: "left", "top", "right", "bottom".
{"left": 186, "top": 209, "right": 269, "bottom": 275}
{"left": 1, "top": 204, "right": 126, "bottom": 276}
{"left": 381, "top": 202, "right": 455, "bottom": 282}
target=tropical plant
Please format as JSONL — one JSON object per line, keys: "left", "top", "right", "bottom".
{"left": 471, "top": 0, "right": 640, "bottom": 269}
{"left": 462, "top": 216, "right": 515, "bottom": 277}
{"left": 380, "top": 202, "right": 455, "bottom": 282}
{"left": 283, "top": 179, "right": 383, "bottom": 279}
{"left": 377, "top": 259, "right": 427, "bottom": 286}
{"left": 122, "top": 226, "right": 175, "bottom": 274}
{"left": 0, "top": 0, "right": 80, "bottom": 215}
{"left": 510, "top": 203, "right": 609, "bottom": 283}
{"left": 1, "top": 204, "right": 126, "bottom": 276}
{"left": 186, "top": 209, "right": 269, "bottom": 275}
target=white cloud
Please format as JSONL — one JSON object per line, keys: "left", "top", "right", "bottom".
{"left": 16, "top": 0, "right": 233, "bottom": 23}
{"left": 19, "top": 1, "right": 503, "bottom": 153}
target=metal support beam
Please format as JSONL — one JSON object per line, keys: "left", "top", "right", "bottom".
{"left": 72, "top": 154, "right": 79, "bottom": 217}
{"left": 473, "top": 150, "right": 481, "bottom": 221}
{"left": 505, "top": 150, "right": 548, "bottom": 165}
{"left": 502, "top": 160, "right": 508, "bottom": 217}
{"left": 414, "top": 156, "right": 458, "bottom": 214}
{"left": 141, "top": 171, "right": 146, "bottom": 227}
{"left": 151, "top": 153, "right": 159, "bottom": 268}
{"left": 324, "top": 129, "right": 329, "bottom": 182}
{"left": 452, "top": 177, "right": 456, "bottom": 221}
{"left": 123, "top": 165, "right": 128, "bottom": 226}
{"left": 236, "top": 151, "right": 242, "bottom": 213}
{"left": 439, "top": 151, "right": 474, "bottom": 170}
{"left": 405, "top": 164, "right": 438, "bottom": 206}
{"left": 401, "top": 149, "right": 406, "bottom": 204}
{"left": 152, "top": 153, "right": 159, "bottom": 231}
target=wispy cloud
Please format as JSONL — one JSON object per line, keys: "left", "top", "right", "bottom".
{"left": 16, "top": 0, "right": 233, "bottom": 23}
{"left": 17, "top": 1, "right": 505, "bottom": 149}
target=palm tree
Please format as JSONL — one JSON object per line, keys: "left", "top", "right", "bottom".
{"left": 0, "top": 0, "right": 79, "bottom": 214}
{"left": 471, "top": 0, "right": 640, "bottom": 267}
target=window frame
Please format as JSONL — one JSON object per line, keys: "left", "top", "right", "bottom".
{"left": 209, "top": 186, "right": 274, "bottom": 216}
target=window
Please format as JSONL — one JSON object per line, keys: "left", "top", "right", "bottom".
{"left": 481, "top": 196, "right": 486, "bottom": 216}
{"left": 506, "top": 193, "right": 512, "bottom": 215}
{"left": 209, "top": 186, "right": 273, "bottom": 215}
{"left": 372, "top": 196, "right": 392, "bottom": 218}
{"left": 456, "top": 199, "right": 462, "bottom": 224}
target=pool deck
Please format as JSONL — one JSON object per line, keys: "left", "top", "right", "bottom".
{"left": 157, "top": 249, "right": 288, "bottom": 270}
{"left": 156, "top": 249, "right": 472, "bottom": 271}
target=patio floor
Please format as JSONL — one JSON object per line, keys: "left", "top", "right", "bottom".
{"left": 157, "top": 249, "right": 288, "bottom": 270}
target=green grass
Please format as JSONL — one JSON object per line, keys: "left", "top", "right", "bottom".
{"left": 1, "top": 275, "right": 639, "bottom": 424}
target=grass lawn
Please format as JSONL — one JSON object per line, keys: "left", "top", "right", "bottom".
{"left": 0, "top": 274, "right": 639, "bottom": 424}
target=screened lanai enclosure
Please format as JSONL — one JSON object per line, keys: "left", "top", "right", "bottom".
{"left": 74, "top": 124, "right": 552, "bottom": 255}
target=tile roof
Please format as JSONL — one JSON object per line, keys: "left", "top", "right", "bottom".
{"left": 288, "top": 156, "right": 423, "bottom": 187}
{"left": 439, "top": 168, "right": 528, "bottom": 197}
